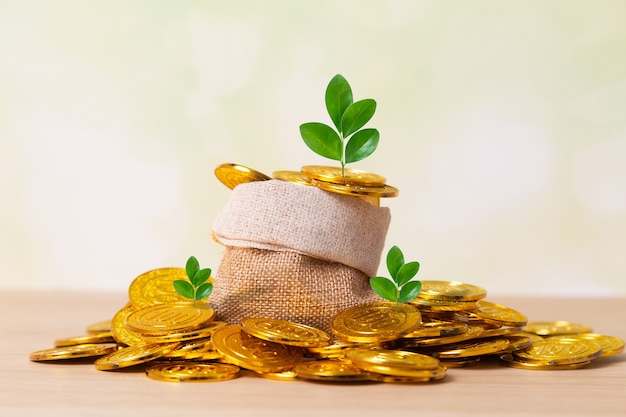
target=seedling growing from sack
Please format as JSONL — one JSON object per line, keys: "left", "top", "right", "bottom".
{"left": 300, "top": 74, "right": 380, "bottom": 176}
{"left": 370, "top": 246, "right": 421, "bottom": 310}
{"left": 173, "top": 256, "right": 213, "bottom": 307}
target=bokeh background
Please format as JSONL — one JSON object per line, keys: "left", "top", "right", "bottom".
{"left": 1, "top": 0, "right": 625, "bottom": 297}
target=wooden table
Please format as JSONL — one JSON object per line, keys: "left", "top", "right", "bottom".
{"left": 2, "top": 292, "right": 624, "bottom": 417}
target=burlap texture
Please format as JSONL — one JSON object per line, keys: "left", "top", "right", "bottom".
{"left": 212, "top": 180, "right": 391, "bottom": 277}
{"left": 211, "top": 247, "right": 380, "bottom": 331}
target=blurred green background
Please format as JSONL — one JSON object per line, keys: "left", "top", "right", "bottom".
{"left": 1, "top": 0, "right": 625, "bottom": 296}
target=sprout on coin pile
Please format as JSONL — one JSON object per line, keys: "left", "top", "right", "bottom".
{"left": 300, "top": 74, "right": 379, "bottom": 177}
{"left": 173, "top": 256, "right": 213, "bottom": 307}
{"left": 370, "top": 246, "right": 421, "bottom": 310}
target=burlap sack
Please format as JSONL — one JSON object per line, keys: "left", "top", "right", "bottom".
{"left": 210, "top": 180, "right": 391, "bottom": 330}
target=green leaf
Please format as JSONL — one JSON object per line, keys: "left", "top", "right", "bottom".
{"left": 369, "top": 277, "right": 398, "bottom": 302}
{"left": 396, "top": 261, "right": 420, "bottom": 286}
{"left": 191, "top": 268, "right": 212, "bottom": 287}
{"left": 386, "top": 246, "right": 404, "bottom": 282}
{"left": 186, "top": 256, "right": 199, "bottom": 280}
{"left": 399, "top": 280, "right": 422, "bottom": 303}
{"left": 195, "top": 282, "right": 213, "bottom": 300}
{"left": 341, "top": 99, "right": 376, "bottom": 138}
{"left": 325, "top": 74, "right": 353, "bottom": 132}
{"left": 345, "top": 128, "right": 379, "bottom": 164}
{"left": 173, "top": 280, "right": 195, "bottom": 300}
{"left": 300, "top": 122, "right": 343, "bottom": 160}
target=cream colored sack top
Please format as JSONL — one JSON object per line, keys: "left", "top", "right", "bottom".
{"left": 212, "top": 180, "right": 391, "bottom": 277}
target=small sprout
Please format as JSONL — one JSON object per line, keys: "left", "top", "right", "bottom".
{"left": 173, "top": 256, "right": 213, "bottom": 307}
{"left": 370, "top": 246, "right": 421, "bottom": 310}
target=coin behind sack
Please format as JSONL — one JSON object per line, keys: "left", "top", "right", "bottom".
{"left": 214, "top": 163, "right": 271, "bottom": 189}
{"left": 301, "top": 165, "right": 387, "bottom": 186}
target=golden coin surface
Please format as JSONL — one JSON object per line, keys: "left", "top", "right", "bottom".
{"left": 54, "top": 333, "right": 116, "bottom": 347}
{"left": 305, "top": 340, "right": 383, "bottom": 359}
{"left": 549, "top": 334, "right": 625, "bottom": 357}
{"left": 146, "top": 363, "right": 240, "bottom": 382}
{"left": 411, "top": 298, "right": 479, "bottom": 312}
{"left": 417, "top": 281, "right": 487, "bottom": 302}
{"left": 346, "top": 349, "right": 440, "bottom": 371}
{"left": 214, "top": 162, "right": 271, "bottom": 189}
{"left": 242, "top": 317, "right": 331, "bottom": 348}
{"left": 125, "top": 303, "right": 215, "bottom": 334}
{"left": 400, "top": 325, "right": 484, "bottom": 347}
{"left": 211, "top": 324, "right": 303, "bottom": 373}
{"left": 301, "top": 165, "right": 387, "bottom": 186}
{"left": 272, "top": 170, "right": 312, "bottom": 186}
{"left": 310, "top": 178, "right": 399, "bottom": 198}
{"left": 513, "top": 338, "right": 602, "bottom": 365}
{"left": 257, "top": 370, "right": 300, "bottom": 381}
{"left": 503, "top": 335, "right": 534, "bottom": 352}
{"left": 403, "top": 322, "right": 469, "bottom": 338}
{"left": 472, "top": 301, "right": 527, "bottom": 327}
{"left": 331, "top": 302, "right": 421, "bottom": 343}
{"left": 364, "top": 364, "right": 447, "bottom": 379}
{"left": 95, "top": 343, "right": 180, "bottom": 370}
{"left": 478, "top": 326, "right": 524, "bottom": 338}
{"left": 111, "top": 303, "right": 144, "bottom": 346}
{"left": 86, "top": 320, "right": 112, "bottom": 334}
{"left": 128, "top": 267, "right": 209, "bottom": 308}
{"left": 29, "top": 343, "right": 118, "bottom": 362}
{"left": 427, "top": 338, "right": 510, "bottom": 359}
{"left": 141, "top": 321, "right": 227, "bottom": 343}
{"left": 294, "top": 359, "right": 371, "bottom": 382}
{"left": 523, "top": 321, "right": 593, "bottom": 336}
{"left": 499, "top": 354, "right": 591, "bottom": 370}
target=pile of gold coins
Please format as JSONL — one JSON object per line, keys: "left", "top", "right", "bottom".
{"left": 214, "top": 162, "right": 399, "bottom": 205}
{"left": 29, "top": 269, "right": 624, "bottom": 383}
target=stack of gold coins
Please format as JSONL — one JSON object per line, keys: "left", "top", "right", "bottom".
{"left": 29, "top": 274, "right": 625, "bottom": 383}
{"left": 212, "top": 162, "right": 398, "bottom": 206}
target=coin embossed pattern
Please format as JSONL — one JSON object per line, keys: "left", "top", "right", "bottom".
{"left": 30, "top": 277, "right": 624, "bottom": 382}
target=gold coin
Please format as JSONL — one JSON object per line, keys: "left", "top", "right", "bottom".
{"left": 301, "top": 165, "right": 387, "bottom": 186}
{"left": 364, "top": 365, "right": 447, "bottom": 380}
{"left": 55, "top": 333, "right": 116, "bottom": 347}
{"left": 125, "top": 303, "right": 215, "bottom": 334}
{"left": 403, "top": 322, "right": 469, "bottom": 338}
{"left": 470, "top": 301, "right": 527, "bottom": 327}
{"left": 146, "top": 363, "right": 240, "bottom": 382}
{"left": 400, "top": 325, "right": 484, "bottom": 347}
{"left": 141, "top": 321, "right": 227, "bottom": 343}
{"left": 29, "top": 343, "right": 118, "bottom": 362}
{"left": 95, "top": 343, "right": 180, "bottom": 370}
{"left": 128, "top": 267, "right": 209, "bottom": 308}
{"left": 211, "top": 324, "right": 303, "bottom": 373}
{"left": 294, "top": 359, "right": 371, "bottom": 382}
{"left": 426, "top": 338, "right": 510, "bottom": 359}
{"left": 214, "top": 162, "right": 271, "bottom": 189}
{"left": 331, "top": 302, "right": 421, "bottom": 343}
{"left": 503, "top": 335, "right": 534, "bottom": 352}
{"left": 548, "top": 334, "right": 625, "bottom": 357}
{"left": 163, "top": 337, "right": 216, "bottom": 358}
{"left": 305, "top": 340, "right": 383, "bottom": 359}
{"left": 310, "top": 178, "right": 399, "bottom": 198}
{"left": 417, "top": 281, "right": 487, "bottom": 302}
{"left": 366, "top": 370, "right": 446, "bottom": 383}
{"left": 499, "top": 354, "right": 591, "bottom": 370}
{"left": 439, "top": 357, "right": 482, "bottom": 368}
{"left": 86, "top": 320, "right": 112, "bottom": 334}
{"left": 478, "top": 326, "right": 524, "bottom": 338}
{"left": 272, "top": 170, "right": 312, "bottom": 186}
{"left": 257, "top": 370, "right": 300, "bottom": 381}
{"left": 523, "top": 321, "right": 593, "bottom": 336}
{"left": 111, "top": 303, "right": 144, "bottom": 346}
{"left": 411, "top": 298, "right": 479, "bottom": 312}
{"left": 346, "top": 349, "right": 440, "bottom": 371}
{"left": 242, "top": 317, "right": 331, "bottom": 348}
{"left": 513, "top": 338, "right": 602, "bottom": 365}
